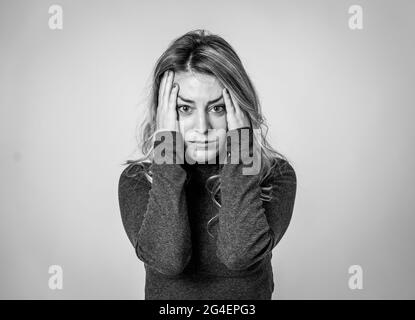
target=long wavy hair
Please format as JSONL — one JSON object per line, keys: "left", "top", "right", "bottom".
{"left": 123, "top": 29, "right": 290, "bottom": 238}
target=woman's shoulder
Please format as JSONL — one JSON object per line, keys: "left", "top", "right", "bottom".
{"left": 268, "top": 157, "right": 297, "bottom": 187}
{"left": 121, "top": 161, "right": 151, "bottom": 177}
{"left": 118, "top": 161, "right": 152, "bottom": 191}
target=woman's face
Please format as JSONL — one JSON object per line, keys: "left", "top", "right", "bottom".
{"left": 173, "top": 71, "right": 228, "bottom": 163}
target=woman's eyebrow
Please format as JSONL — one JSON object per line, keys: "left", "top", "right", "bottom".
{"left": 177, "top": 95, "right": 223, "bottom": 104}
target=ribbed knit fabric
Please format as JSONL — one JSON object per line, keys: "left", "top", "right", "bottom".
{"left": 118, "top": 127, "right": 297, "bottom": 300}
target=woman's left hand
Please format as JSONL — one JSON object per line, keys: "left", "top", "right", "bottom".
{"left": 223, "top": 88, "right": 251, "bottom": 131}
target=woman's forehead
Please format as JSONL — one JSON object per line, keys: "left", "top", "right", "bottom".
{"left": 174, "top": 72, "right": 223, "bottom": 101}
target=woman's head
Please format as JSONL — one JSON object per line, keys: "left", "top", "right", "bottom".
{"left": 145, "top": 29, "right": 270, "bottom": 162}
{"left": 126, "top": 30, "right": 288, "bottom": 234}
{"left": 173, "top": 71, "right": 227, "bottom": 163}
{"left": 146, "top": 29, "right": 263, "bottom": 164}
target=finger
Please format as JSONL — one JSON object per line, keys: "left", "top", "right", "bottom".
{"left": 227, "top": 89, "right": 250, "bottom": 127}
{"left": 228, "top": 89, "right": 241, "bottom": 114}
{"left": 223, "top": 88, "right": 235, "bottom": 113}
{"left": 163, "top": 70, "right": 174, "bottom": 107}
{"left": 169, "top": 83, "right": 179, "bottom": 109}
{"left": 171, "top": 83, "right": 180, "bottom": 131}
{"left": 158, "top": 70, "right": 168, "bottom": 109}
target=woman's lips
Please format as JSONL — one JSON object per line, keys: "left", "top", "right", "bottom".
{"left": 190, "top": 140, "right": 215, "bottom": 143}
{"left": 190, "top": 140, "right": 217, "bottom": 148}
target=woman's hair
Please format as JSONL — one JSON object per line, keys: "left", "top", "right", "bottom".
{"left": 123, "top": 29, "right": 290, "bottom": 237}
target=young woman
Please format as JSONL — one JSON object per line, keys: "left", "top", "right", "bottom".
{"left": 118, "top": 29, "right": 297, "bottom": 300}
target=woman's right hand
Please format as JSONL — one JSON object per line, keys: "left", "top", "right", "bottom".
{"left": 156, "top": 70, "right": 180, "bottom": 132}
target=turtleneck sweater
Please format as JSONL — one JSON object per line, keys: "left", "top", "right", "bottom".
{"left": 118, "top": 127, "right": 297, "bottom": 300}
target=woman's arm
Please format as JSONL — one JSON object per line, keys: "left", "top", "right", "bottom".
{"left": 118, "top": 130, "right": 192, "bottom": 276}
{"left": 216, "top": 127, "right": 297, "bottom": 270}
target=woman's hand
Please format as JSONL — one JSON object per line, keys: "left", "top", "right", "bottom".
{"left": 222, "top": 88, "right": 251, "bottom": 131}
{"left": 156, "top": 70, "right": 180, "bottom": 132}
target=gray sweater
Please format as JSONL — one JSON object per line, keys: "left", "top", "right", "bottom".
{"left": 118, "top": 127, "right": 297, "bottom": 300}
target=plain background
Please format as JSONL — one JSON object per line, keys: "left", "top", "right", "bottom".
{"left": 1, "top": 0, "right": 414, "bottom": 299}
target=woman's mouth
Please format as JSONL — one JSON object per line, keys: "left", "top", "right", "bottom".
{"left": 190, "top": 140, "right": 215, "bottom": 143}
{"left": 190, "top": 140, "right": 217, "bottom": 148}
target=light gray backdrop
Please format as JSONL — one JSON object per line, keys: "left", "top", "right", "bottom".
{"left": 0, "top": 0, "right": 414, "bottom": 299}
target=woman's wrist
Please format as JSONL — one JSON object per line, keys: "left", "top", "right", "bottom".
{"left": 153, "top": 130, "right": 185, "bottom": 165}
{"left": 225, "top": 127, "right": 254, "bottom": 164}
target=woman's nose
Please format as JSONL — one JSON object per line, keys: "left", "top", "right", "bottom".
{"left": 194, "top": 113, "right": 210, "bottom": 134}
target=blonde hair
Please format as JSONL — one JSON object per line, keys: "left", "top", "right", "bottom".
{"left": 123, "top": 29, "right": 290, "bottom": 237}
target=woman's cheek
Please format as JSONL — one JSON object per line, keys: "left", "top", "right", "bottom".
{"left": 178, "top": 117, "right": 188, "bottom": 137}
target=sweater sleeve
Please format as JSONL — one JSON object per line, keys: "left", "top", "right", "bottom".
{"left": 216, "top": 127, "right": 297, "bottom": 270}
{"left": 118, "top": 130, "right": 192, "bottom": 276}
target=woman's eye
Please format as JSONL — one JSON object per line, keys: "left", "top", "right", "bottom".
{"left": 211, "top": 105, "right": 226, "bottom": 113}
{"left": 177, "top": 105, "right": 192, "bottom": 113}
